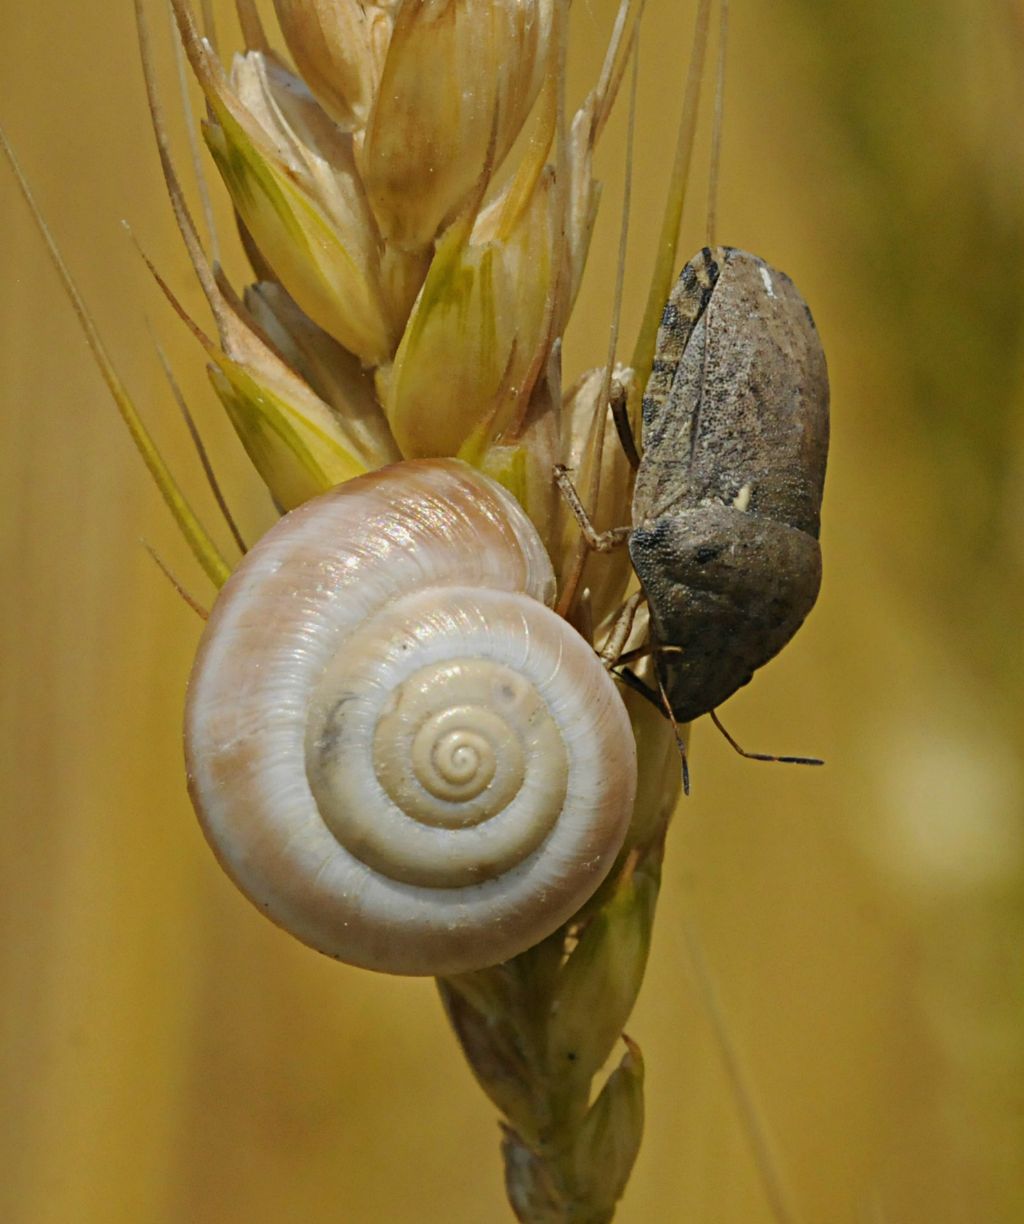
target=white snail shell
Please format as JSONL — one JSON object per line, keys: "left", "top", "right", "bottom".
{"left": 185, "top": 459, "right": 637, "bottom": 975}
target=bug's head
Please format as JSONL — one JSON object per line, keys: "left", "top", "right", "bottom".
{"left": 630, "top": 506, "right": 749, "bottom": 598}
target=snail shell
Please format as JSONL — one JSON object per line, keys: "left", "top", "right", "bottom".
{"left": 185, "top": 459, "right": 637, "bottom": 976}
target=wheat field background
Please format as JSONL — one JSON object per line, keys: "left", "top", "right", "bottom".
{"left": 2, "top": 2, "right": 1022, "bottom": 1221}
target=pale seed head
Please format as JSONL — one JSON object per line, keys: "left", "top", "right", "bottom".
{"left": 380, "top": 164, "right": 555, "bottom": 459}
{"left": 210, "top": 51, "right": 397, "bottom": 364}
{"left": 272, "top": 0, "right": 386, "bottom": 130}
{"left": 357, "top": 0, "right": 555, "bottom": 251}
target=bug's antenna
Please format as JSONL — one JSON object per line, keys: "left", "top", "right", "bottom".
{"left": 709, "top": 709, "right": 824, "bottom": 768}
{"left": 706, "top": 0, "right": 729, "bottom": 249}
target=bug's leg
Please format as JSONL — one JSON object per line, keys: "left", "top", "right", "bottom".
{"left": 609, "top": 378, "right": 641, "bottom": 471}
{"left": 615, "top": 641, "right": 684, "bottom": 668}
{"left": 709, "top": 709, "right": 824, "bottom": 768}
{"left": 611, "top": 662, "right": 691, "bottom": 796}
{"left": 654, "top": 667, "right": 691, "bottom": 795}
{"left": 598, "top": 590, "right": 646, "bottom": 667}
{"left": 612, "top": 665, "right": 661, "bottom": 706}
{"left": 606, "top": 627, "right": 693, "bottom": 793}
{"left": 553, "top": 465, "right": 631, "bottom": 553}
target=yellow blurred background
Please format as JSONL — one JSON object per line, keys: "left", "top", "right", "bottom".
{"left": 2, "top": 1, "right": 1022, "bottom": 1221}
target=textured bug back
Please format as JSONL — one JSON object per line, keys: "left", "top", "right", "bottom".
{"left": 629, "top": 246, "right": 830, "bottom": 722}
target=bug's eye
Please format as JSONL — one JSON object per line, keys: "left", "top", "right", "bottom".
{"left": 693, "top": 545, "right": 721, "bottom": 565}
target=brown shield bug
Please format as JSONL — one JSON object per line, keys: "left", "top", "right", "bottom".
{"left": 627, "top": 243, "right": 829, "bottom": 725}
{"left": 555, "top": 0, "right": 829, "bottom": 769}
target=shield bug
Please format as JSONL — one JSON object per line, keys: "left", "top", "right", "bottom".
{"left": 627, "top": 243, "right": 829, "bottom": 724}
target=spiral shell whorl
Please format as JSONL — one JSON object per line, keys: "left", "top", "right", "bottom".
{"left": 185, "top": 460, "right": 637, "bottom": 976}
{"left": 307, "top": 606, "right": 572, "bottom": 890}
